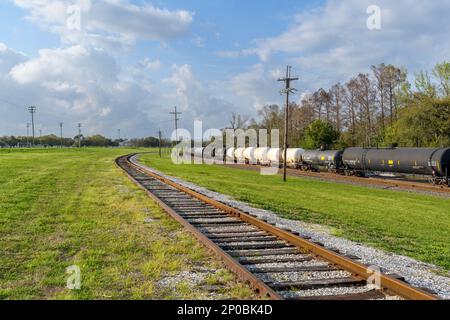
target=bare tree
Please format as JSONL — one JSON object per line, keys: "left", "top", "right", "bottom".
{"left": 345, "top": 78, "right": 359, "bottom": 145}
{"left": 384, "top": 65, "right": 407, "bottom": 123}
{"left": 329, "top": 83, "right": 346, "bottom": 132}
{"left": 371, "top": 64, "right": 388, "bottom": 131}
{"left": 229, "top": 112, "right": 249, "bottom": 129}
{"left": 354, "top": 74, "right": 376, "bottom": 146}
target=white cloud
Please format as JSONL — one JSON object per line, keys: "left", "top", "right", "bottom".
{"left": 191, "top": 34, "right": 206, "bottom": 48}
{"left": 138, "top": 58, "right": 162, "bottom": 71}
{"left": 0, "top": 43, "right": 156, "bottom": 136}
{"left": 162, "top": 64, "right": 239, "bottom": 130}
{"left": 226, "top": 64, "right": 283, "bottom": 110}
{"left": 13, "top": 0, "right": 194, "bottom": 50}
{"left": 219, "top": 0, "right": 450, "bottom": 90}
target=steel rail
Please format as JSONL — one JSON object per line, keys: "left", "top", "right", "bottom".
{"left": 117, "top": 154, "right": 281, "bottom": 300}
{"left": 118, "top": 154, "right": 438, "bottom": 300}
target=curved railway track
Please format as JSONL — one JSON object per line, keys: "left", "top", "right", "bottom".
{"left": 116, "top": 154, "right": 438, "bottom": 300}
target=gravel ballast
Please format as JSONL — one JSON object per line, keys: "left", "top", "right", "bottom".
{"left": 132, "top": 155, "right": 450, "bottom": 299}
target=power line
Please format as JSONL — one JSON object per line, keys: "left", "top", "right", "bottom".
{"left": 169, "top": 106, "right": 182, "bottom": 162}
{"left": 278, "top": 66, "right": 299, "bottom": 182}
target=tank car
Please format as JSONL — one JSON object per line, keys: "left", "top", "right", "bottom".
{"left": 244, "top": 147, "right": 258, "bottom": 164}
{"left": 203, "top": 146, "right": 224, "bottom": 163}
{"left": 255, "top": 147, "right": 270, "bottom": 165}
{"left": 342, "top": 147, "right": 450, "bottom": 185}
{"left": 234, "top": 148, "right": 246, "bottom": 163}
{"left": 301, "top": 150, "right": 343, "bottom": 173}
{"left": 226, "top": 148, "right": 236, "bottom": 162}
{"left": 282, "top": 148, "right": 305, "bottom": 168}
{"left": 267, "top": 148, "right": 281, "bottom": 167}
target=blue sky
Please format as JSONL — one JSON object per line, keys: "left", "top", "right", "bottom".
{"left": 0, "top": 0, "right": 449, "bottom": 139}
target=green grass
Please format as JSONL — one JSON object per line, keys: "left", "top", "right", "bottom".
{"left": 140, "top": 153, "right": 450, "bottom": 271}
{"left": 0, "top": 148, "right": 254, "bottom": 300}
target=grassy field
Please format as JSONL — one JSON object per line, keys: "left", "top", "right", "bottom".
{"left": 0, "top": 148, "right": 254, "bottom": 300}
{"left": 140, "top": 153, "right": 450, "bottom": 271}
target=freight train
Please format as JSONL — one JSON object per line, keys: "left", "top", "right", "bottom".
{"left": 189, "top": 146, "right": 450, "bottom": 186}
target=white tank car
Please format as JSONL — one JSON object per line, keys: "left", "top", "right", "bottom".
{"left": 267, "top": 148, "right": 281, "bottom": 166}
{"left": 282, "top": 148, "right": 305, "bottom": 167}
{"left": 226, "top": 148, "right": 236, "bottom": 162}
{"left": 234, "top": 148, "right": 246, "bottom": 163}
{"left": 255, "top": 147, "right": 270, "bottom": 165}
{"left": 244, "top": 147, "right": 257, "bottom": 163}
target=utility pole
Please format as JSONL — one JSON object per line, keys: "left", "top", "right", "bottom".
{"left": 28, "top": 106, "right": 36, "bottom": 146}
{"left": 39, "top": 129, "right": 42, "bottom": 146}
{"left": 158, "top": 128, "right": 162, "bottom": 158}
{"left": 170, "top": 106, "right": 182, "bottom": 162}
{"left": 59, "top": 122, "right": 63, "bottom": 148}
{"left": 77, "top": 123, "right": 82, "bottom": 148}
{"left": 26, "top": 123, "right": 30, "bottom": 147}
{"left": 118, "top": 129, "right": 121, "bottom": 141}
{"left": 278, "top": 66, "right": 299, "bottom": 182}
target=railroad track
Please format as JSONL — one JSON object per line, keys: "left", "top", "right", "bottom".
{"left": 116, "top": 154, "right": 438, "bottom": 300}
{"left": 224, "top": 163, "right": 450, "bottom": 195}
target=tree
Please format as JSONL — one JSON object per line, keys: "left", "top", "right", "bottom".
{"left": 389, "top": 96, "right": 450, "bottom": 147}
{"left": 382, "top": 65, "right": 407, "bottom": 124}
{"left": 329, "top": 83, "right": 346, "bottom": 132}
{"left": 302, "top": 119, "right": 339, "bottom": 149}
{"left": 433, "top": 61, "right": 450, "bottom": 97}
{"left": 414, "top": 71, "right": 436, "bottom": 99}
{"left": 371, "top": 64, "right": 388, "bottom": 131}
{"left": 229, "top": 112, "right": 249, "bottom": 129}
{"left": 345, "top": 78, "right": 359, "bottom": 145}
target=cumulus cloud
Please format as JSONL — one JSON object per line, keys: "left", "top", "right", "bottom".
{"left": 162, "top": 64, "right": 240, "bottom": 130}
{"left": 219, "top": 0, "right": 450, "bottom": 90}
{"left": 226, "top": 64, "right": 283, "bottom": 110}
{"left": 0, "top": 43, "right": 157, "bottom": 136}
{"left": 13, "top": 0, "right": 194, "bottom": 50}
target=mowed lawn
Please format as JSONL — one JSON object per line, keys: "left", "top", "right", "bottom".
{"left": 0, "top": 148, "right": 253, "bottom": 300}
{"left": 140, "top": 153, "right": 450, "bottom": 271}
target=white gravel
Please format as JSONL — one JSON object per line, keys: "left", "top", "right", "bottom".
{"left": 256, "top": 270, "right": 352, "bottom": 283}
{"left": 199, "top": 226, "right": 259, "bottom": 233}
{"left": 247, "top": 261, "right": 330, "bottom": 270}
{"left": 282, "top": 286, "right": 374, "bottom": 299}
{"left": 131, "top": 155, "right": 450, "bottom": 299}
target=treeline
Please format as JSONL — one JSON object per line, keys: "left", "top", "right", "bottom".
{"left": 0, "top": 134, "right": 172, "bottom": 148}
{"left": 0, "top": 134, "right": 120, "bottom": 147}
{"left": 124, "top": 136, "right": 171, "bottom": 148}
{"left": 244, "top": 61, "right": 450, "bottom": 149}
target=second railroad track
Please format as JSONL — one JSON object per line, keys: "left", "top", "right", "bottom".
{"left": 116, "top": 154, "right": 438, "bottom": 300}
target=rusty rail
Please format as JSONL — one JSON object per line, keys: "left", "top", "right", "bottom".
{"left": 118, "top": 154, "right": 439, "bottom": 300}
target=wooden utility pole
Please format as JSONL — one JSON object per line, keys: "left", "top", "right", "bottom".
{"left": 77, "top": 123, "right": 82, "bottom": 148}
{"left": 59, "top": 122, "right": 63, "bottom": 148}
{"left": 170, "top": 106, "right": 182, "bottom": 162}
{"left": 28, "top": 106, "right": 36, "bottom": 146}
{"left": 158, "top": 128, "right": 162, "bottom": 158}
{"left": 278, "top": 66, "right": 299, "bottom": 182}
